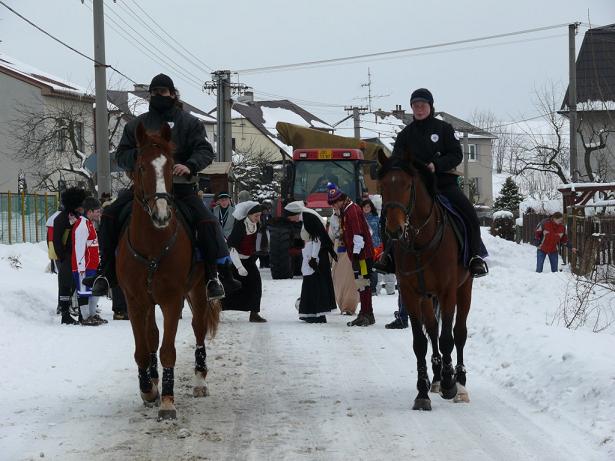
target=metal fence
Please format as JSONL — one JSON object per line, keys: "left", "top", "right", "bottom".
{"left": 0, "top": 192, "right": 59, "bottom": 244}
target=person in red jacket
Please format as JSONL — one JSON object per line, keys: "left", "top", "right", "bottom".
{"left": 72, "top": 197, "right": 106, "bottom": 325}
{"left": 327, "top": 183, "right": 375, "bottom": 327}
{"left": 534, "top": 212, "right": 577, "bottom": 273}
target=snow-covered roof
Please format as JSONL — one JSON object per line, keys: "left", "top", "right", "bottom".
{"left": 0, "top": 52, "right": 92, "bottom": 99}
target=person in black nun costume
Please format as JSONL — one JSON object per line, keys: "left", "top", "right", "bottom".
{"left": 223, "top": 200, "right": 267, "bottom": 322}
{"left": 285, "top": 201, "right": 337, "bottom": 323}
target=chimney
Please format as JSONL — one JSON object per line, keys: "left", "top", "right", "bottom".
{"left": 237, "top": 90, "right": 254, "bottom": 103}
{"left": 392, "top": 104, "right": 405, "bottom": 119}
{"left": 134, "top": 83, "right": 149, "bottom": 92}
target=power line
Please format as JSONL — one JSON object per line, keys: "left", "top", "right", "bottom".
{"left": 130, "top": 0, "right": 214, "bottom": 72}
{"left": 237, "top": 23, "right": 571, "bottom": 74}
{"left": 100, "top": 0, "right": 206, "bottom": 85}
{"left": 115, "top": 0, "right": 214, "bottom": 74}
{"left": 0, "top": 0, "right": 136, "bottom": 84}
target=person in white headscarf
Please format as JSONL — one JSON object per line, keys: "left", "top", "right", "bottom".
{"left": 285, "top": 201, "right": 337, "bottom": 323}
{"left": 222, "top": 201, "right": 267, "bottom": 322}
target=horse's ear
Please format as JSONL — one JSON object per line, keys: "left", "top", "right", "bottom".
{"left": 160, "top": 122, "right": 172, "bottom": 142}
{"left": 136, "top": 122, "right": 147, "bottom": 147}
{"left": 378, "top": 150, "right": 388, "bottom": 166}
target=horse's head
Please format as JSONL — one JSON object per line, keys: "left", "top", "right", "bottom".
{"left": 377, "top": 150, "right": 415, "bottom": 240}
{"left": 134, "top": 122, "right": 175, "bottom": 229}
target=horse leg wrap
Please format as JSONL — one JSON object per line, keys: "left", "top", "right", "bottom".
{"left": 149, "top": 353, "right": 159, "bottom": 383}
{"left": 195, "top": 346, "right": 208, "bottom": 373}
{"left": 455, "top": 364, "right": 467, "bottom": 386}
{"left": 416, "top": 366, "right": 431, "bottom": 396}
{"left": 161, "top": 367, "right": 174, "bottom": 397}
{"left": 138, "top": 367, "right": 152, "bottom": 394}
{"left": 440, "top": 362, "right": 458, "bottom": 400}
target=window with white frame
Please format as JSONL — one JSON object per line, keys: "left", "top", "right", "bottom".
{"left": 467, "top": 143, "right": 478, "bottom": 162}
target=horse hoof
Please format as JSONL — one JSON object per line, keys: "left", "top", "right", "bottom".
{"left": 440, "top": 383, "right": 458, "bottom": 400}
{"left": 430, "top": 381, "right": 441, "bottom": 393}
{"left": 412, "top": 398, "right": 432, "bottom": 411}
{"left": 157, "top": 409, "right": 177, "bottom": 421}
{"left": 141, "top": 384, "right": 160, "bottom": 406}
{"left": 454, "top": 385, "right": 470, "bottom": 403}
{"left": 193, "top": 385, "right": 209, "bottom": 398}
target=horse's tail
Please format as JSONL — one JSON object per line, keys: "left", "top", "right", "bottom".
{"left": 205, "top": 298, "right": 221, "bottom": 339}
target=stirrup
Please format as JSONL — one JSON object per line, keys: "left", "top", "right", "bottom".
{"left": 469, "top": 256, "right": 489, "bottom": 278}
{"left": 206, "top": 278, "right": 225, "bottom": 301}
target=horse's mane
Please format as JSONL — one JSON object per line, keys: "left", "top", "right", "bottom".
{"left": 141, "top": 131, "right": 175, "bottom": 155}
{"left": 378, "top": 154, "right": 438, "bottom": 197}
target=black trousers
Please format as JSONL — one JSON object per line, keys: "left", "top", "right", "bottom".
{"left": 439, "top": 183, "right": 482, "bottom": 256}
{"left": 98, "top": 186, "right": 229, "bottom": 270}
{"left": 56, "top": 259, "right": 74, "bottom": 311}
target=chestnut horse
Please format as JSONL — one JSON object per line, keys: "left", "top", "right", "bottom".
{"left": 378, "top": 150, "right": 472, "bottom": 411}
{"left": 117, "top": 122, "right": 219, "bottom": 420}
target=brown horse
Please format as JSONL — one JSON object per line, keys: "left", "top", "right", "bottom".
{"left": 378, "top": 150, "right": 472, "bottom": 411}
{"left": 117, "top": 122, "right": 219, "bottom": 420}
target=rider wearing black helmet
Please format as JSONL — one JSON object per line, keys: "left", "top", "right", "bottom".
{"left": 375, "top": 88, "right": 488, "bottom": 278}
{"left": 86, "top": 74, "right": 240, "bottom": 299}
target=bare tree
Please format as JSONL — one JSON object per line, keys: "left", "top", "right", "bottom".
{"left": 576, "top": 102, "right": 615, "bottom": 183}
{"left": 516, "top": 84, "right": 570, "bottom": 185}
{"left": 7, "top": 98, "right": 97, "bottom": 192}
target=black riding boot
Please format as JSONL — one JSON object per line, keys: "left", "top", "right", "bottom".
{"left": 374, "top": 244, "right": 396, "bottom": 274}
{"left": 60, "top": 302, "right": 78, "bottom": 325}
{"left": 469, "top": 256, "right": 488, "bottom": 278}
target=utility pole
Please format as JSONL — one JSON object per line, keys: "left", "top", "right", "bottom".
{"left": 92, "top": 0, "right": 110, "bottom": 196}
{"left": 569, "top": 22, "right": 580, "bottom": 183}
{"left": 204, "top": 71, "right": 248, "bottom": 162}
{"left": 463, "top": 131, "right": 470, "bottom": 199}
{"left": 358, "top": 67, "right": 389, "bottom": 112}
{"left": 344, "top": 105, "right": 368, "bottom": 139}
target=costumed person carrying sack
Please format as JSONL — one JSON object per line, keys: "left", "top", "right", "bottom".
{"left": 327, "top": 183, "right": 376, "bottom": 327}
{"left": 328, "top": 210, "right": 359, "bottom": 315}
{"left": 285, "top": 201, "right": 337, "bottom": 323}
{"left": 222, "top": 201, "right": 267, "bottom": 323}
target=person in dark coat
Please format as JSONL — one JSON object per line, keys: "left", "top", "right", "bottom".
{"left": 53, "top": 187, "right": 88, "bottom": 325}
{"left": 375, "top": 88, "right": 488, "bottom": 278}
{"left": 285, "top": 201, "right": 337, "bottom": 323}
{"left": 86, "top": 73, "right": 240, "bottom": 300}
{"left": 223, "top": 201, "right": 267, "bottom": 322}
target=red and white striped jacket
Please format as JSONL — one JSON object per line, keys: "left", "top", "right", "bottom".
{"left": 71, "top": 217, "right": 100, "bottom": 272}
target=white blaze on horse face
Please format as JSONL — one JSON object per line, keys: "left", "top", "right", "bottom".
{"left": 151, "top": 154, "right": 170, "bottom": 224}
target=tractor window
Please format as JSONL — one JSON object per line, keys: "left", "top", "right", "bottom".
{"left": 293, "top": 161, "right": 357, "bottom": 201}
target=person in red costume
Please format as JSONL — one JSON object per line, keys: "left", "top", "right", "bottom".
{"left": 327, "top": 183, "right": 376, "bottom": 327}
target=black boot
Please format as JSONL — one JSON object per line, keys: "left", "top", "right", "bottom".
{"left": 469, "top": 256, "right": 489, "bottom": 278}
{"left": 60, "top": 304, "right": 78, "bottom": 325}
{"left": 206, "top": 276, "right": 225, "bottom": 300}
{"left": 217, "top": 262, "right": 242, "bottom": 294}
{"left": 385, "top": 312, "right": 408, "bottom": 329}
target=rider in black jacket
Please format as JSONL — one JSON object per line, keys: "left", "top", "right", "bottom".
{"left": 87, "top": 74, "right": 240, "bottom": 299}
{"left": 375, "top": 88, "right": 488, "bottom": 278}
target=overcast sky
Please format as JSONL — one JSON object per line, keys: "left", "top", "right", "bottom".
{"left": 1, "top": 0, "right": 614, "bottom": 127}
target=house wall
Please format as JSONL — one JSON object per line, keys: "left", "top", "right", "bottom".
{"left": 231, "top": 118, "right": 283, "bottom": 161}
{"left": 576, "top": 111, "right": 615, "bottom": 181}
{"left": 0, "top": 73, "right": 43, "bottom": 192}
{"left": 464, "top": 137, "right": 494, "bottom": 206}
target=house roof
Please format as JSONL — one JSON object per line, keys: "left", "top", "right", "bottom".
{"left": 107, "top": 89, "right": 217, "bottom": 123}
{"left": 562, "top": 23, "right": 615, "bottom": 111}
{"left": 225, "top": 99, "right": 333, "bottom": 158}
{"left": 0, "top": 52, "right": 93, "bottom": 101}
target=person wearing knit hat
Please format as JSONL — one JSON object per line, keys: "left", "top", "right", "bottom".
{"left": 222, "top": 201, "right": 267, "bottom": 322}
{"left": 375, "top": 88, "right": 489, "bottom": 278}
{"left": 285, "top": 201, "right": 337, "bottom": 324}
{"left": 53, "top": 187, "right": 88, "bottom": 325}
{"left": 86, "top": 73, "right": 241, "bottom": 301}
{"left": 213, "top": 191, "right": 235, "bottom": 239}
{"left": 327, "top": 184, "right": 376, "bottom": 327}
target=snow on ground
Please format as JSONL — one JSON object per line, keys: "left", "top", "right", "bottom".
{"left": 1, "top": 233, "right": 614, "bottom": 460}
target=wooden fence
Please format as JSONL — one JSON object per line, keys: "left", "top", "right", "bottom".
{"left": 0, "top": 192, "right": 59, "bottom": 244}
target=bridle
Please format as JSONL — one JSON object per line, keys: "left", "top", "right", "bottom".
{"left": 381, "top": 167, "right": 448, "bottom": 286}
{"left": 127, "top": 142, "right": 179, "bottom": 297}
{"left": 133, "top": 143, "right": 176, "bottom": 218}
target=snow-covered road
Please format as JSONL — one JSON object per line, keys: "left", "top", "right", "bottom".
{"left": 1, "top": 233, "right": 613, "bottom": 460}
